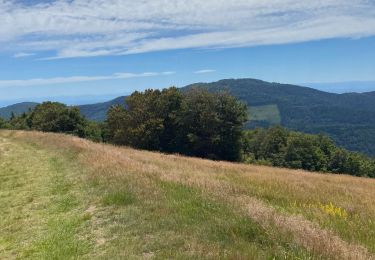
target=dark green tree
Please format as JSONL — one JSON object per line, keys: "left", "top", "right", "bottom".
{"left": 260, "top": 126, "right": 289, "bottom": 166}
{"left": 82, "top": 121, "right": 103, "bottom": 142}
{"left": 285, "top": 133, "right": 327, "bottom": 171}
{"left": 107, "top": 104, "right": 129, "bottom": 144}
{"left": 180, "top": 89, "right": 247, "bottom": 161}
{"left": 241, "top": 126, "right": 375, "bottom": 177}
{"left": 107, "top": 88, "right": 184, "bottom": 151}
{"left": 8, "top": 112, "right": 30, "bottom": 130}
{"left": 107, "top": 87, "right": 247, "bottom": 161}
{"left": 0, "top": 117, "right": 6, "bottom": 129}
{"left": 28, "top": 102, "right": 87, "bottom": 135}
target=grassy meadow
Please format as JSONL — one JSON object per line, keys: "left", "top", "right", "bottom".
{"left": 1, "top": 130, "right": 374, "bottom": 259}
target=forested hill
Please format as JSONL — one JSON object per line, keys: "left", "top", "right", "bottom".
{"left": 0, "top": 97, "right": 126, "bottom": 121}
{"left": 185, "top": 79, "right": 375, "bottom": 112}
{"left": 185, "top": 79, "right": 375, "bottom": 156}
{"left": 2, "top": 78, "right": 375, "bottom": 156}
{"left": 0, "top": 102, "right": 38, "bottom": 119}
{"left": 78, "top": 96, "right": 126, "bottom": 121}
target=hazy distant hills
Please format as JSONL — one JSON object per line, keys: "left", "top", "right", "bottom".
{"left": 0, "top": 97, "right": 126, "bottom": 122}
{"left": 0, "top": 102, "right": 38, "bottom": 119}
{"left": 305, "top": 81, "right": 375, "bottom": 93}
{"left": 78, "top": 96, "right": 126, "bottom": 122}
{"left": 2, "top": 78, "right": 375, "bottom": 156}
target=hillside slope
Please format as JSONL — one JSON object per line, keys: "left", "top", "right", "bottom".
{"left": 1, "top": 130, "right": 374, "bottom": 259}
{"left": 2, "top": 79, "right": 375, "bottom": 156}
{"left": 76, "top": 79, "right": 375, "bottom": 156}
{"left": 0, "top": 102, "right": 38, "bottom": 119}
{"left": 185, "top": 79, "right": 375, "bottom": 156}
{"left": 78, "top": 96, "right": 126, "bottom": 121}
{"left": 0, "top": 97, "right": 125, "bottom": 122}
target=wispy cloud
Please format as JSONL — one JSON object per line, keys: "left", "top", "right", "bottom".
{"left": 13, "top": 52, "right": 36, "bottom": 58}
{"left": 194, "top": 69, "right": 216, "bottom": 74}
{"left": 1, "top": 0, "right": 375, "bottom": 59}
{"left": 0, "top": 71, "right": 175, "bottom": 88}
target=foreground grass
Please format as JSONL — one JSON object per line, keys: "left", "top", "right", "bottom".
{"left": 1, "top": 130, "right": 374, "bottom": 259}
{"left": 0, "top": 134, "right": 92, "bottom": 259}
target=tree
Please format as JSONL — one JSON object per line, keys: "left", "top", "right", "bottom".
{"left": 107, "top": 104, "right": 129, "bottom": 145}
{"left": 180, "top": 89, "right": 247, "bottom": 161}
{"left": 157, "top": 88, "right": 185, "bottom": 153}
{"left": 260, "top": 126, "right": 289, "bottom": 166}
{"left": 0, "top": 117, "right": 6, "bottom": 129}
{"left": 107, "top": 87, "right": 247, "bottom": 161}
{"left": 107, "top": 88, "right": 184, "bottom": 151}
{"left": 82, "top": 121, "right": 103, "bottom": 142}
{"left": 8, "top": 112, "right": 29, "bottom": 130}
{"left": 241, "top": 126, "right": 374, "bottom": 177}
{"left": 10, "top": 112, "right": 15, "bottom": 121}
{"left": 28, "top": 102, "right": 87, "bottom": 135}
{"left": 214, "top": 91, "right": 249, "bottom": 161}
{"left": 285, "top": 133, "right": 327, "bottom": 171}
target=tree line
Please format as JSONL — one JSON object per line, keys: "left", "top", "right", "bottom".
{"left": 107, "top": 87, "right": 247, "bottom": 161}
{"left": 0, "top": 102, "right": 103, "bottom": 142}
{"left": 1, "top": 87, "right": 374, "bottom": 178}
{"left": 242, "top": 127, "right": 375, "bottom": 178}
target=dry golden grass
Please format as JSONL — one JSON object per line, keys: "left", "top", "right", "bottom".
{"left": 3, "top": 130, "right": 375, "bottom": 259}
{"left": 236, "top": 196, "right": 370, "bottom": 260}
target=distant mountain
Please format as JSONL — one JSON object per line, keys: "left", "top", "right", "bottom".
{"left": 364, "top": 91, "right": 375, "bottom": 97}
{"left": 78, "top": 96, "right": 126, "bottom": 121}
{"left": 185, "top": 79, "right": 375, "bottom": 156}
{"left": 304, "top": 81, "right": 375, "bottom": 93}
{"left": 0, "top": 97, "right": 126, "bottom": 122}
{"left": 2, "top": 78, "right": 375, "bottom": 156}
{"left": 0, "top": 102, "right": 38, "bottom": 120}
{"left": 0, "top": 95, "right": 122, "bottom": 108}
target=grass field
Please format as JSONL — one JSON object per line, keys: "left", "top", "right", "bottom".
{"left": 1, "top": 130, "right": 374, "bottom": 259}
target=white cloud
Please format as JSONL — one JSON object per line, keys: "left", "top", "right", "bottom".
{"left": 13, "top": 52, "right": 36, "bottom": 58}
{"left": 194, "top": 69, "right": 216, "bottom": 74}
{"left": 0, "top": 71, "right": 175, "bottom": 88}
{"left": 1, "top": 0, "right": 375, "bottom": 59}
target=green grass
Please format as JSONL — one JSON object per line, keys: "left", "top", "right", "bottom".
{"left": 1, "top": 130, "right": 374, "bottom": 259}
{"left": 0, "top": 131, "right": 311, "bottom": 259}
{"left": 85, "top": 179, "right": 312, "bottom": 259}
{"left": 102, "top": 189, "right": 135, "bottom": 206}
{"left": 156, "top": 182, "right": 312, "bottom": 259}
{"left": 249, "top": 104, "right": 281, "bottom": 124}
{"left": 227, "top": 172, "right": 375, "bottom": 254}
{"left": 0, "top": 134, "right": 92, "bottom": 259}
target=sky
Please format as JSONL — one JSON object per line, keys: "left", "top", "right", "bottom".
{"left": 0, "top": 0, "right": 375, "bottom": 106}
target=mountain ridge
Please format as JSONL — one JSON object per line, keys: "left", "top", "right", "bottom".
{"left": 2, "top": 78, "right": 375, "bottom": 155}
{"left": 0, "top": 102, "right": 39, "bottom": 119}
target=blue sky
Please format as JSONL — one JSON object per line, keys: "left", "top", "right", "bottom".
{"left": 0, "top": 0, "right": 375, "bottom": 105}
